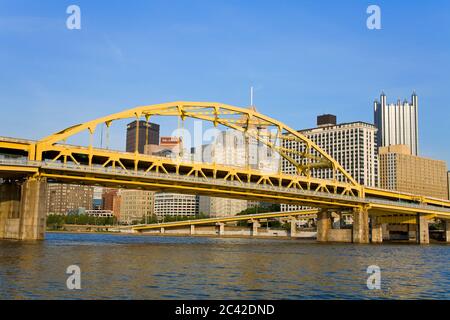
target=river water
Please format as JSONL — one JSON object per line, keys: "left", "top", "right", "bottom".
{"left": 0, "top": 232, "right": 449, "bottom": 299}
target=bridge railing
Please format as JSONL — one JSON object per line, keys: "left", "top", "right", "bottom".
{"left": 366, "top": 197, "right": 450, "bottom": 213}
{"left": 2, "top": 157, "right": 450, "bottom": 214}
{"left": 39, "top": 159, "right": 365, "bottom": 203}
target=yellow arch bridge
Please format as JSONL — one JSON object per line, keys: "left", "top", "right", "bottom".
{"left": 1, "top": 102, "right": 449, "bottom": 243}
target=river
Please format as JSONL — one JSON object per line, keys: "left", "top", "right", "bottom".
{"left": 0, "top": 232, "right": 449, "bottom": 299}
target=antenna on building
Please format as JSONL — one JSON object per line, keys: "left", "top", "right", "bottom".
{"left": 250, "top": 86, "right": 254, "bottom": 107}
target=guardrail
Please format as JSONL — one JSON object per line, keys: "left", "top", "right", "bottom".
{"left": 366, "top": 197, "right": 450, "bottom": 213}
{"left": 2, "top": 157, "right": 450, "bottom": 214}
{"left": 131, "top": 210, "right": 319, "bottom": 230}
{"left": 39, "top": 160, "right": 364, "bottom": 203}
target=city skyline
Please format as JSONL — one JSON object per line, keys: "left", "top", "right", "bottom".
{"left": 0, "top": 1, "right": 449, "bottom": 165}
{"left": 2, "top": 2, "right": 450, "bottom": 303}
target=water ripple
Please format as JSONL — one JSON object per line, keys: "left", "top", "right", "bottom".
{"left": 0, "top": 233, "right": 449, "bottom": 299}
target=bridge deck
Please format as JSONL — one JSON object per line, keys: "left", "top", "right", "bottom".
{"left": 1, "top": 154, "right": 450, "bottom": 218}
{"left": 131, "top": 210, "right": 319, "bottom": 231}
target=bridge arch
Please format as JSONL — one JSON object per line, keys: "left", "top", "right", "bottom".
{"left": 34, "top": 102, "right": 361, "bottom": 194}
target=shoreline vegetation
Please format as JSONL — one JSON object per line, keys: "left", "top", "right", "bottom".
{"left": 46, "top": 205, "right": 284, "bottom": 230}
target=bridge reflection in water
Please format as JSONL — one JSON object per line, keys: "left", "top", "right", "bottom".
{"left": 1, "top": 102, "right": 450, "bottom": 244}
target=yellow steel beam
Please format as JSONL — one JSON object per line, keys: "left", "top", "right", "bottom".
{"left": 44, "top": 144, "right": 356, "bottom": 191}
{"left": 38, "top": 172, "right": 362, "bottom": 208}
{"left": 1, "top": 101, "right": 450, "bottom": 214}
{"left": 132, "top": 209, "right": 319, "bottom": 231}
{"left": 370, "top": 203, "right": 450, "bottom": 216}
{"left": 365, "top": 187, "right": 450, "bottom": 208}
{"left": 374, "top": 214, "right": 435, "bottom": 224}
{"left": 0, "top": 165, "right": 38, "bottom": 173}
{"left": 0, "top": 141, "right": 33, "bottom": 152}
{"left": 38, "top": 169, "right": 450, "bottom": 216}
{"left": 35, "top": 101, "right": 361, "bottom": 188}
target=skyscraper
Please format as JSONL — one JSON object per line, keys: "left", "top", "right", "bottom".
{"left": 46, "top": 184, "right": 94, "bottom": 215}
{"left": 374, "top": 91, "right": 419, "bottom": 155}
{"left": 195, "top": 120, "right": 279, "bottom": 217}
{"left": 281, "top": 116, "right": 378, "bottom": 212}
{"left": 283, "top": 116, "right": 379, "bottom": 187}
{"left": 379, "top": 144, "right": 448, "bottom": 199}
{"left": 119, "top": 190, "right": 155, "bottom": 224}
{"left": 126, "top": 120, "right": 160, "bottom": 154}
{"left": 154, "top": 193, "right": 199, "bottom": 217}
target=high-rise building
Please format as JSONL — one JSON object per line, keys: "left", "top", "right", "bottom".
{"left": 374, "top": 91, "right": 419, "bottom": 155}
{"left": 284, "top": 116, "right": 378, "bottom": 186}
{"left": 47, "top": 184, "right": 94, "bottom": 215}
{"left": 144, "top": 136, "right": 183, "bottom": 158}
{"left": 195, "top": 119, "right": 279, "bottom": 217}
{"left": 154, "top": 193, "right": 199, "bottom": 217}
{"left": 447, "top": 171, "right": 450, "bottom": 200}
{"left": 379, "top": 144, "right": 448, "bottom": 199}
{"left": 93, "top": 187, "right": 103, "bottom": 210}
{"left": 102, "top": 188, "right": 121, "bottom": 220}
{"left": 119, "top": 190, "right": 155, "bottom": 224}
{"left": 281, "top": 116, "right": 378, "bottom": 212}
{"left": 126, "top": 120, "right": 160, "bottom": 154}
{"left": 145, "top": 136, "right": 198, "bottom": 216}
{"left": 199, "top": 196, "right": 248, "bottom": 217}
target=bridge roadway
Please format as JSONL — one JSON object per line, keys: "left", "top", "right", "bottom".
{"left": 1, "top": 156, "right": 450, "bottom": 219}
{"left": 130, "top": 209, "right": 319, "bottom": 232}
{"left": 1, "top": 136, "right": 449, "bottom": 211}
{"left": 2, "top": 127, "right": 450, "bottom": 244}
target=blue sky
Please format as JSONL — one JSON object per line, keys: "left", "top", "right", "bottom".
{"left": 0, "top": 0, "right": 450, "bottom": 164}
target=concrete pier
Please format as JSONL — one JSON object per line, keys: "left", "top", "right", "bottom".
{"left": 446, "top": 221, "right": 450, "bottom": 243}
{"left": 0, "top": 183, "right": 21, "bottom": 239}
{"left": 0, "top": 178, "right": 47, "bottom": 240}
{"left": 316, "top": 209, "right": 330, "bottom": 242}
{"left": 251, "top": 221, "right": 260, "bottom": 236}
{"left": 382, "top": 224, "right": 389, "bottom": 241}
{"left": 289, "top": 219, "right": 297, "bottom": 237}
{"left": 416, "top": 214, "right": 429, "bottom": 244}
{"left": 408, "top": 224, "right": 417, "bottom": 241}
{"left": 371, "top": 216, "right": 383, "bottom": 243}
{"left": 190, "top": 225, "right": 195, "bottom": 235}
{"left": 352, "top": 207, "right": 369, "bottom": 244}
{"left": 216, "top": 222, "right": 225, "bottom": 236}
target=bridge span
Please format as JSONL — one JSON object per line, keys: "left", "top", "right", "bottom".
{"left": 1, "top": 101, "right": 450, "bottom": 244}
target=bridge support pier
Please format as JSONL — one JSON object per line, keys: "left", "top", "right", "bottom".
{"left": 330, "top": 212, "right": 341, "bottom": 229}
{"left": 371, "top": 216, "right": 383, "bottom": 243}
{"left": 416, "top": 214, "right": 429, "bottom": 244}
{"left": 190, "top": 225, "right": 195, "bottom": 235}
{"left": 251, "top": 221, "right": 260, "bottom": 236}
{"left": 445, "top": 221, "right": 450, "bottom": 243}
{"left": 382, "top": 224, "right": 389, "bottom": 241}
{"left": 289, "top": 219, "right": 297, "bottom": 237}
{"left": 216, "top": 223, "right": 225, "bottom": 236}
{"left": 352, "top": 207, "right": 369, "bottom": 244}
{"left": 0, "top": 178, "right": 47, "bottom": 241}
{"left": 316, "top": 209, "right": 330, "bottom": 242}
{"left": 160, "top": 227, "right": 165, "bottom": 234}
{"left": 0, "top": 183, "right": 21, "bottom": 240}
{"left": 408, "top": 224, "right": 417, "bottom": 241}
